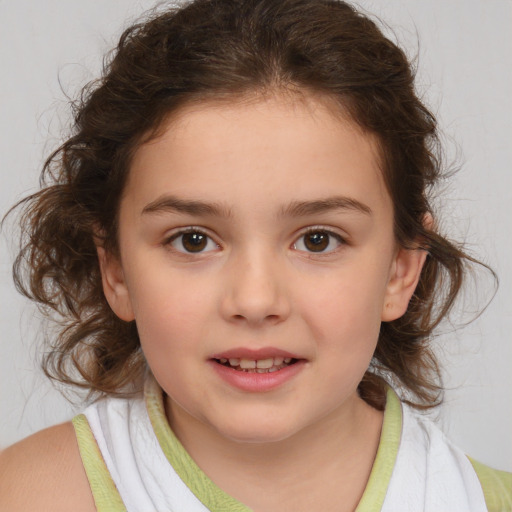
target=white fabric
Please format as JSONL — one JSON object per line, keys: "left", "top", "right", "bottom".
{"left": 382, "top": 403, "right": 488, "bottom": 512}
{"left": 83, "top": 386, "right": 489, "bottom": 512}
{"left": 83, "top": 392, "right": 210, "bottom": 512}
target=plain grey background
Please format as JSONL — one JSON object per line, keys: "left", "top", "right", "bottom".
{"left": 1, "top": 0, "right": 511, "bottom": 472}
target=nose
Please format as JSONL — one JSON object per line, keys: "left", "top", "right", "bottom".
{"left": 220, "top": 248, "right": 291, "bottom": 326}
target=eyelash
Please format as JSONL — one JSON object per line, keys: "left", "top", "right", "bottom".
{"left": 163, "top": 226, "right": 346, "bottom": 256}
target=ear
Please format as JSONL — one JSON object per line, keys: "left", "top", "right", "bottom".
{"left": 97, "top": 246, "right": 135, "bottom": 322}
{"left": 381, "top": 244, "right": 428, "bottom": 322}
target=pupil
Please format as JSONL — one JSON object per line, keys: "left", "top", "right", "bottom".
{"left": 305, "top": 232, "right": 329, "bottom": 252}
{"left": 182, "top": 232, "right": 207, "bottom": 252}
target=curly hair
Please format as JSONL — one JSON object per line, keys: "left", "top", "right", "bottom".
{"left": 8, "top": 0, "right": 485, "bottom": 408}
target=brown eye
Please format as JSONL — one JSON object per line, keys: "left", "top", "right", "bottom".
{"left": 182, "top": 232, "right": 207, "bottom": 252}
{"left": 304, "top": 232, "right": 329, "bottom": 252}
{"left": 169, "top": 230, "right": 218, "bottom": 253}
{"left": 293, "top": 230, "right": 344, "bottom": 254}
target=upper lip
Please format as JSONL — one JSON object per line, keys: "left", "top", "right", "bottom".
{"left": 211, "top": 347, "right": 301, "bottom": 360}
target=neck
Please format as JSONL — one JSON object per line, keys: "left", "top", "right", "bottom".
{"left": 167, "top": 394, "right": 384, "bottom": 512}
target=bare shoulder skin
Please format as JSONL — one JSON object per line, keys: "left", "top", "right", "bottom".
{"left": 0, "top": 422, "right": 95, "bottom": 512}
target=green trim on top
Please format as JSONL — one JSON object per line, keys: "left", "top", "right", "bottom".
{"left": 468, "top": 456, "right": 512, "bottom": 512}
{"left": 355, "top": 387, "right": 402, "bottom": 512}
{"left": 144, "top": 377, "right": 252, "bottom": 512}
{"left": 72, "top": 414, "right": 127, "bottom": 512}
{"left": 145, "top": 377, "right": 402, "bottom": 512}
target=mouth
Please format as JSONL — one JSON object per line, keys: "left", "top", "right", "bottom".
{"left": 209, "top": 349, "right": 305, "bottom": 391}
{"left": 213, "top": 356, "right": 298, "bottom": 373}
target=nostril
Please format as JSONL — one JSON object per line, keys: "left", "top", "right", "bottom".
{"left": 230, "top": 313, "right": 282, "bottom": 324}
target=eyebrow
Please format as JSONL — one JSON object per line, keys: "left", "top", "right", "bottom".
{"left": 141, "top": 194, "right": 371, "bottom": 218}
{"left": 279, "top": 196, "right": 372, "bottom": 217}
{"left": 142, "top": 195, "right": 233, "bottom": 218}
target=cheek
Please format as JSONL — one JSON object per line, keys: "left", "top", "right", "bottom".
{"left": 132, "top": 276, "right": 214, "bottom": 398}
{"left": 126, "top": 267, "right": 217, "bottom": 351}
{"left": 295, "top": 262, "right": 389, "bottom": 350}
{"left": 134, "top": 280, "right": 212, "bottom": 340}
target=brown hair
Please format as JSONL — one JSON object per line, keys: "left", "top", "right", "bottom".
{"left": 7, "top": 0, "right": 485, "bottom": 408}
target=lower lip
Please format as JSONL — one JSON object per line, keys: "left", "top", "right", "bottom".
{"left": 209, "top": 360, "right": 306, "bottom": 392}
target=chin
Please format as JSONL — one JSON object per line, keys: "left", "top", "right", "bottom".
{"left": 212, "top": 417, "right": 303, "bottom": 445}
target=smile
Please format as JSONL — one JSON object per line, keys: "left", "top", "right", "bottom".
{"left": 215, "top": 357, "right": 296, "bottom": 373}
{"left": 209, "top": 349, "right": 305, "bottom": 392}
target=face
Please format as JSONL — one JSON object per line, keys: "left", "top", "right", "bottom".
{"left": 100, "top": 93, "right": 425, "bottom": 445}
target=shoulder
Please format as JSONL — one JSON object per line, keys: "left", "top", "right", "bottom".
{"left": 468, "top": 457, "right": 512, "bottom": 512}
{"left": 0, "top": 422, "right": 96, "bottom": 512}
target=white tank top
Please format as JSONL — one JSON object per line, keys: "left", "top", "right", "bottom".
{"left": 72, "top": 375, "right": 511, "bottom": 511}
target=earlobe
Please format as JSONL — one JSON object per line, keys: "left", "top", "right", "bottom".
{"left": 381, "top": 245, "right": 428, "bottom": 322}
{"left": 97, "top": 246, "right": 135, "bottom": 322}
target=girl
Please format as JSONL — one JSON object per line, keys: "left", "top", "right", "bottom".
{"left": 0, "top": 0, "right": 510, "bottom": 511}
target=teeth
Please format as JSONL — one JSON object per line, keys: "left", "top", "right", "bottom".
{"left": 239, "top": 359, "right": 256, "bottom": 369}
{"left": 256, "top": 358, "right": 274, "bottom": 369}
{"left": 221, "top": 356, "right": 296, "bottom": 371}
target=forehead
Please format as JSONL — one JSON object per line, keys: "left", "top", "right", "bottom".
{"left": 125, "top": 92, "right": 391, "bottom": 218}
